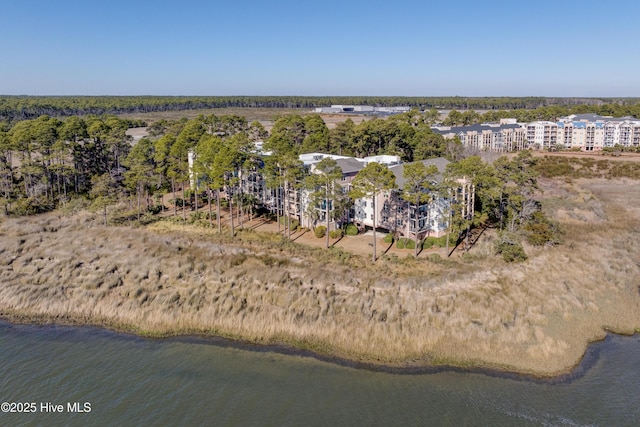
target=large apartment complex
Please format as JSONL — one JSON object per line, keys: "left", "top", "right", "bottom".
{"left": 432, "top": 120, "right": 526, "bottom": 152}
{"left": 190, "top": 150, "right": 467, "bottom": 239}
{"left": 433, "top": 114, "right": 640, "bottom": 152}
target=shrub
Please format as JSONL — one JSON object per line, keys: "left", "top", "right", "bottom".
{"left": 148, "top": 205, "right": 163, "bottom": 215}
{"left": 314, "top": 226, "right": 326, "bottom": 238}
{"left": 423, "top": 236, "right": 438, "bottom": 248}
{"left": 497, "top": 242, "right": 527, "bottom": 262}
{"left": 189, "top": 211, "right": 216, "bottom": 222}
{"left": 494, "top": 234, "right": 527, "bottom": 263}
{"left": 60, "top": 197, "right": 91, "bottom": 215}
{"left": 523, "top": 211, "right": 563, "bottom": 246}
{"left": 329, "top": 229, "right": 343, "bottom": 239}
{"left": 108, "top": 208, "right": 139, "bottom": 224}
{"left": 279, "top": 217, "right": 299, "bottom": 230}
{"left": 10, "top": 198, "right": 55, "bottom": 216}
{"left": 395, "top": 238, "right": 415, "bottom": 249}
{"left": 170, "top": 198, "right": 186, "bottom": 207}
{"left": 423, "top": 234, "right": 456, "bottom": 248}
{"left": 345, "top": 223, "right": 359, "bottom": 236}
{"left": 383, "top": 234, "right": 394, "bottom": 244}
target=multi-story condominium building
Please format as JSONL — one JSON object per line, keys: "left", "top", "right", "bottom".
{"left": 233, "top": 151, "right": 463, "bottom": 239}
{"left": 297, "top": 153, "right": 401, "bottom": 230}
{"left": 352, "top": 157, "right": 473, "bottom": 239}
{"left": 299, "top": 156, "right": 366, "bottom": 230}
{"left": 432, "top": 123, "right": 526, "bottom": 152}
{"left": 385, "top": 158, "right": 453, "bottom": 239}
{"left": 188, "top": 143, "right": 471, "bottom": 241}
{"left": 434, "top": 114, "right": 639, "bottom": 152}
{"left": 601, "top": 120, "right": 640, "bottom": 147}
{"left": 556, "top": 121, "right": 605, "bottom": 151}
{"left": 525, "top": 121, "right": 558, "bottom": 150}
{"left": 558, "top": 114, "right": 640, "bottom": 150}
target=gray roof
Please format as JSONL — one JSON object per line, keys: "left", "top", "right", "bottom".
{"left": 567, "top": 113, "right": 607, "bottom": 122}
{"left": 431, "top": 123, "right": 522, "bottom": 135}
{"left": 566, "top": 113, "right": 639, "bottom": 123}
{"left": 334, "top": 157, "right": 365, "bottom": 175}
{"left": 388, "top": 158, "right": 450, "bottom": 188}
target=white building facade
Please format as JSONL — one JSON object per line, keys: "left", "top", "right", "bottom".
{"left": 433, "top": 123, "right": 526, "bottom": 152}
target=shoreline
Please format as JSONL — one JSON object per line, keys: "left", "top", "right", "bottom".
{"left": 1, "top": 178, "right": 639, "bottom": 380}
{"left": 0, "top": 314, "right": 626, "bottom": 383}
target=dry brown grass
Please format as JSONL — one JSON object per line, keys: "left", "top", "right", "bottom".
{"left": 0, "top": 178, "right": 639, "bottom": 376}
{"left": 118, "top": 108, "right": 374, "bottom": 131}
{"left": 118, "top": 107, "right": 307, "bottom": 124}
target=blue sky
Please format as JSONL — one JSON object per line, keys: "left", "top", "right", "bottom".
{"left": 1, "top": 0, "right": 638, "bottom": 96}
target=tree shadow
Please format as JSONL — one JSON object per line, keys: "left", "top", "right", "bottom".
{"left": 468, "top": 224, "right": 488, "bottom": 249}
{"left": 247, "top": 219, "right": 271, "bottom": 231}
{"left": 330, "top": 235, "right": 344, "bottom": 248}
{"left": 382, "top": 239, "right": 394, "bottom": 256}
{"left": 447, "top": 224, "right": 488, "bottom": 257}
{"left": 290, "top": 229, "right": 308, "bottom": 242}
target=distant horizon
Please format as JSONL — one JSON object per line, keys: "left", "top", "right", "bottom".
{"left": 2, "top": 94, "right": 640, "bottom": 99}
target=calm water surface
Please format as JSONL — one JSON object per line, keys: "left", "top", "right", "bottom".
{"left": 0, "top": 322, "right": 638, "bottom": 426}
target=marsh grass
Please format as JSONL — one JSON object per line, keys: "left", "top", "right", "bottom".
{"left": 0, "top": 178, "right": 639, "bottom": 376}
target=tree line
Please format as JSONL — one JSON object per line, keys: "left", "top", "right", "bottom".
{"left": 0, "top": 114, "right": 145, "bottom": 216}
{"left": 0, "top": 110, "right": 557, "bottom": 262}
{"left": 2, "top": 95, "right": 638, "bottom": 121}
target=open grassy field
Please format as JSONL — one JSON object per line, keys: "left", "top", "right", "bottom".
{"left": 118, "top": 108, "right": 374, "bottom": 132}
{"left": 118, "top": 107, "right": 306, "bottom": 123}
{"left": 0, "top": 178, "right": 639, "bottom": 376}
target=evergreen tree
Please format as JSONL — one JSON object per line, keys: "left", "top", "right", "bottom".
{"left": 402, "top": 162, "right": 438, "bottom": 256}
{"left": 350, "top": 162, "right": 397, "bottom": 262}
{"left": 305, "top": 157, "right": 343, "bottom": 248}
{"left": 90, "top": 173, "right": 119, "bottom": 226}
{"left": 123, "top": 138, "right": 157, "bottom": 221}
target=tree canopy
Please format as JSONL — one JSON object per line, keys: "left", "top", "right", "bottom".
{"left": 350, "top": 162, "right": 397, "bottom": 262}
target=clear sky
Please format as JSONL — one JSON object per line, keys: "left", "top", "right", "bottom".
{"left": 1, "top": 0, "right": 639, "bottom": 96}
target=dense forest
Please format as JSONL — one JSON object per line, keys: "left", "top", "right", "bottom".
{"left": 0, "top": 110, "right": 455, "bottom": 217}
{"left": 0, "top": 109, "right": 571, "bottom": 261}
{"left": 1, "top": 95, "right": 639, "bottom": 122}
